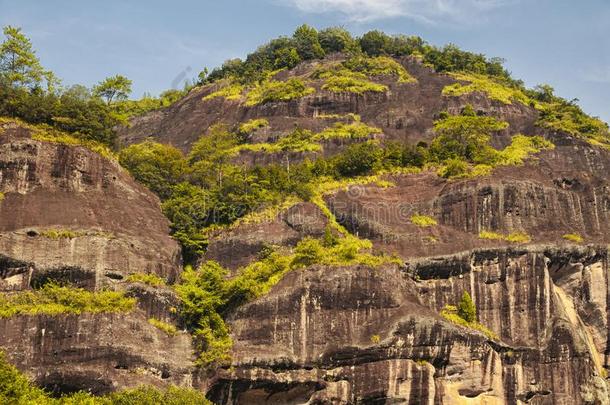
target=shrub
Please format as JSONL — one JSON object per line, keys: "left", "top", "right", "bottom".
{"left": 334, "top": 142, "right": 384, "bottom": 177}
{"left": 40, "top": 229, "right": 81, "bottom": 239}
{"left": 319, "top": 68, "right": 387, "bottom": 94}
{"left": 292, "top": 237, "right": 325, "bottom": 268}
{"left": 315, "top": 121, "right": 382, "bottom": 141}
{"left": 370, "top": 335, "right": 381, "bottom": 344}
{"left": 506, "top": 232, "right": 531, "bottom": 243}
{"left": 0, "top": 284, "right": 135, "bottom": 317}
{"left": 148, "top": 318, "right": 178, "bottom": 336}
{"left": 457, "top": 291, "right": 476, "bottom": 323}
{"left": 497, "top": 135, "right": 554, "bottom": 165}
{"left": 410, "top": 214, "right": 437, "bottom": 227}
{"left": 343, "top": 55, "right": 416, "bottom": 83}
{"left": 479, "top": 230, "right": 504, "bottom": 240}
{"left": 119, "top": 140, "right": 186, "bottom": 199}
{"left": 237, "top": 118, "right": 269, "bottom": 135}
{"left": 437, "top": 158, "right": 469, "bottom": 178}
{"left": 203, "top": 82, "right": 244, "bottom": 101}
{"left": 440, "top": 304, "right": 497, "bottom": 340}
{"left": 246, "top": 78, "right": 315, "bottom": 106}
{"left": 562, "top": 233, "right": 584, "bottom": 243}
{"left": 0, "top": 192, "right": 4, "bottom": 201}
{"left": 442, "top": 72, "right": 531, "bottom": 105}
{"left": 126, "top": 273, "right": 166, "bottom": 287}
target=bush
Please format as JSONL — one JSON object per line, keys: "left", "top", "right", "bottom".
{"left": 40, "top": 229, "right": 81, "bottom": 239}
{"left": 410, "top": 214, "right": 437, "bottom": 227}
{"left": 315, "top": 121, "right": 382, "bottom": 140}
{"left": 148, "top": 318, "right": 177, "bottom": 336}
{"left": 246, "top": 77, "right": 314, "bottom": 106}
{"left": 457, "top": 291, "right": 476, "bottom": 323}
{"left": 505, "top": 232, "right": 531, "bottom": 243}
{"left": 478, "top": 230, "right": 504, "bottom": 240}
{"left": 126, "top": 273, "right": 166, "bottom": 287}
{"left": 119, "top": 140, "right": 186, "bottom": 199}
{"left": 442, "top": 72, "right": 530, "bottom": 105}
{"left": 334, "top": 142, "right": 383, "bottom": 177}
{"left": 562, "top": 233, "right": 584, "bottom": 243}
{"left": 343, "top": 56, "right": 416, "bottom": 83}
{"left": 318, "top": 68, "right": 387, "bottom": 94}
{"left": 0, "top": 284, "right": 135, "bottom": 317}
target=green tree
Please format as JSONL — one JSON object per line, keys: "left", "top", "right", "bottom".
{"left": 293, "top": 24, "right": 325, "bottom": 60}
{"left": 359, "top": 30, "right": 392, "bottom": 56}
{"left": 430, "top": 115, "right": 508, "bottom": 164}
{"left": 457, "top": 291, "right": 476, "bottom": 323}
{"left": 335, "top": 142, "right": 383, "bottom": 177}
{"left": 0, "top": 25, "right": 52, "bottom": 90}
{"left": 93, "top": 74, "right": 132, "bottom": 104}
{"left": 319, "top": 27, "right": 358, "bottom": 54}
{"left": 119, "top": 140, "right": 186, "bottom": 199}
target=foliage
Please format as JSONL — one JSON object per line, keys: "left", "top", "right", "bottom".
{"left": 0, "top": 284, "right": 135, "bottom": 317}
{"left": 478, "top": 230, "right": 504, "bottom": 240}
{"left": 148, "top": 318, "right": 177, "bottom": 336}
{"left": 0, "top": 25, "right": 55, "bottom": 91}
{"left": 410, "top": 214, "right": 437, "bottom": 227}
{"left": 334, "top": 142, "right": 384, "bottom": 177}
{"left": 537, "top": 101, "right": 610, "bottom": 148}
{"left": 293, "top": 24, "right": 325, "bottom": 60}
{"left": 237, "top": 118, "right": 269, "bottom": 136}
{"left": 496, "top": 135, "right": 554, "bottom": 165}
{"left": 562, "top": 233, "right": 584, "bottom": 243}
{"left": 0, "top": 192, "right": 4, "bottom": 201}
{"left": 314, "top": 121, "right": 382, "bottom": 140}
{"left": 430, "top": 114, "right": 509, "bottom": 164}
{"left": 40, "top": 229, "right": 81, "bottom": 239}
{"left": 478, "top": 230, "right": 531, "bottom": 243}
{"left": 442, "top": 72, "right": 530, "bottom": 105}
{"left": 457, "top": 291, "right": 476, "bottom": 323}
{"left": 319, "top": 27, "right": 359, "bottom": 54}
{"left": 92, "top": 75, "right": 132, "bottom": 105}
{"left": 343, "top": 56, "right": 416, "bottom": 83}
{"left": 245, "top": 77, "right": 314, "bottom": 106}
{"left": 317, "top": 67, "right": 388, "bottom": 94}
{"left": 119, "top": 140, "right": 186, "bottom": 199}
{"left": 126, "top": 273, "right": 166, "bottom": 287}
{"left": 440, "top": 304, "right": 497, "bottom": 340}
{"left": 505, "top": 232, "right": 531, "bottom": 243}
{"left": 370, "top": 334, "right": 381, "bottom": 344}
{"left": 202, "top": 81, "right": 243, "bottom": 101}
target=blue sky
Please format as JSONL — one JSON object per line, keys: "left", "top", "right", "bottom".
{"left": 2, "top": 0, "right": 609, "bottom": 122}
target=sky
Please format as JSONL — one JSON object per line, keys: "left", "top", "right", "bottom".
{"left": 1, "top": 0, "right": 609, "bottom": 122}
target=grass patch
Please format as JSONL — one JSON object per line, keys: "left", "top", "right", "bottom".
{"left": 562, "top": 233, "right": 584, "bottom": 243}
{"left": 126, "top": 273, "right": 166, "bottom": 287}
{"left": 496, "top": 135, "right": 555, "bottom": 165}
{"left": 203, "top": 81, "right": 244, "bottom": 101}
{"left": 0, "top": 284, "right": 135, "bottom": 317}
{"left": 40, "top": 229, "right": 82, "bottom": 239}
{"left": 506, "top": 232, "right": 531, "bottom": 243}
{"left": 537, "top": 101, "right": 610, "bottom": 148}
{"left": 319, "top": 69, "right": 388, "bottom": 94}
{"left": 245, "top": 78, "right": 315, "bottom": 106}
{"left": 479, "top": 230, "right": 531, "bottom": 243}
{"left": 478, "top": 230, "right": 504, "bottom": 240}
{"left": 440, "top": 304, "right": 497, "bottom": 340}
{"left": 148, "top": 318, "right": 178, "bottom": 336}
{"left": 238, "top": 118, "right": 269, "bottom": 134}
{"left": 0, "top": 192, "right": 4, "bottom": 201}
{"left": 315, "top": 121, "right": 382, "bottom": 141}
{"left": 411, "top": 214, "right": 437, "bottom": 227}
{"left": 442, "top": 72, "right": 531, "bottom": 105}
{"left": 343, "top": 55, "right": 416, "bottom": 83}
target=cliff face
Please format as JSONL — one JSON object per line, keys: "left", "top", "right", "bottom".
{"left": 0, "top": 121, "right": 192, "bottom": 394}
{"left": 0, "top": 121, "right": 181, "bottom": 290}
{"left": 2, "top": 49, "right": 609, "bottom": 404}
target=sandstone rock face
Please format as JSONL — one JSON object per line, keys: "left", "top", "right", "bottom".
{"left": 208, "top": 248, "right": 609, "bottom": 404}
{"left": 117, "top": 56, "right": 536, "bottom": 156}
{"left": 0, "top": 123, "right": 182, "bottom": 290}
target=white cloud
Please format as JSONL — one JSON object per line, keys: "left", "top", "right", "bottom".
{"left": 282, "top": 0, "right": 512, "bottom": 23}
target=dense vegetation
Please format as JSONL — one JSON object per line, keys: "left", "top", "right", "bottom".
{"left": 0, "top": 284, "right": 135, "bottom": 317}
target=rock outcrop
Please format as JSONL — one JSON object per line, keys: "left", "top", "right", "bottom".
{"left": 0, "top": 122, "right": 182, "bottom": 291}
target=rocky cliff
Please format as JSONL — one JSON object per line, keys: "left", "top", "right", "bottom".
{"left": 1, "top": 48, "right": 609, "bottom": 405}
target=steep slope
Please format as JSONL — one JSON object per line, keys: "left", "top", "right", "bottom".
{"left": 118, "top": 54, "right": 610, "bottom": 404}
{"left": 0, "top": 120, "right": 193, "bottom": 395}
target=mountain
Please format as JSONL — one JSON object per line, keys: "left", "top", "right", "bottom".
{"left": 1, "top": 27, "right": 610, "bottom": 404}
